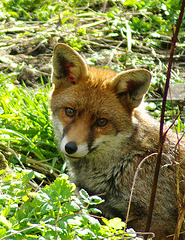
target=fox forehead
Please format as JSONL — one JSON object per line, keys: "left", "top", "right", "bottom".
{"left": 51, "top": 79, "right": 129, "bottom": 120}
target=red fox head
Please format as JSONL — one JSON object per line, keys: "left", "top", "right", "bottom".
{"left": 50, "top": 44, "right": 151, "bottom": 161}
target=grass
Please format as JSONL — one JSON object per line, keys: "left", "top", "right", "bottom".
{"left": 0, "top": 75, "right": 63, "bottom": 178}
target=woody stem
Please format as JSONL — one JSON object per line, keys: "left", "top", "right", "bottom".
{"left": 144, "top": 1, "right": 185, "bottom": 238}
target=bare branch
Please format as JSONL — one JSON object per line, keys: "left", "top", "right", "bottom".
{"left": 144, "top": 0, "right": 185, "bottom": 238}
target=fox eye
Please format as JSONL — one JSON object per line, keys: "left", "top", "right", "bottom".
{"left": 65, "top": 107, "right": 75, "bottom": 117}
{"left": 96, "top": 118, "right": 108, "bottom": 127}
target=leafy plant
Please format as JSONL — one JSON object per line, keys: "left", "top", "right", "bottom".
{"left": 0, "top": 171, "right": 142, "bottom": 239}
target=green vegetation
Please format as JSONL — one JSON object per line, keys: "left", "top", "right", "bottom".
{"left": 1, "top": 172, "right": 140, "bottom": 239}
{"left": 0, "top": 76, "right": 61, "bottom": 176}
{"left": 0, "top": 0, "right": 185, "bottom": 239}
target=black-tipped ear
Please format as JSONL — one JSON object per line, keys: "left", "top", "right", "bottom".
{"left": 110, "top": 69, "right": 151, "bottom": 109}
{"left": 52, "top": 43, "right": 88, "bottom": 88}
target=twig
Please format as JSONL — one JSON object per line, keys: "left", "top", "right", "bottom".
{"left": 125, "top": 153, "right": 158, "bottom": 227}
{"left": 102, "top": 0, "right": 108, "bottom": 13}
{"left": 0, "top": 143, "right": 39, "bottom": 189}
{"left": 144, "top": 1, "right": 185, "bottom": 238}
{"left": 173, "top": 194, "right": 185, "bottom": 240}
{"left": 164, "top": 110, "right": 183, "bottom": 138}
{"left": 173, "top": 157, "right": 185, "bottom": 239}
{"left": 0, "top": 219, "right": 53, "bottom": 240}
{"left": 175, "top": 131, "right": 185, "bottom": 152}
{"left": 124, "top": 152, "right": 170, "bottom": 239}
{"left": 25, "top": 39, "right": 47, "bottom": 55}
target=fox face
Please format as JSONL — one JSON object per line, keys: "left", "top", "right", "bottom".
{"left": 51, "top": 79, "right": 133, "bottom": 161}
{"left": 50, "top": 44, "right": 151, "bottom": 161}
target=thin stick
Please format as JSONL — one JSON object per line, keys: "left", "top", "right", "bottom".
{"left": 144, "top": 1, "right": 185, "bottom": 238}
{"left": 125, "top": 153, "right": 158, "bottom": 227}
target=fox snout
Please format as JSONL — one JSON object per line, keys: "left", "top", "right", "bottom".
{"left": 60, "top": 135, "right": 90, "bottom": 160}
{"left": 65, "top": 142, "right": 78, "bottom": 155}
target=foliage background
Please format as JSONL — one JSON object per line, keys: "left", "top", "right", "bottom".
{"left": 0, "top": 0, "right": 185, "bottom": 239}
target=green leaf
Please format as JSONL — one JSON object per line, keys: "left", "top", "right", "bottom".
{"left": 79, "top": 189, "right": 89, "bottom": 201}
{"left": 67, "top": 216, "right": 82, "bottom": 226}
{"left": 88, "top": 207, "right": 102, "bottom": 214}
{"left": 50, "top": 157, "right": 58, "bottom": 174}
{"left": 126, "top": 228, "right": 137, "bottom": 238}
{"left": 0, "top": 228, "right": 6, "bottom": 238}
{"left": 64, "top": 201, "right": 80, "bottom": 213}
{"left": 22, "top": 170, "right": 35, "bottom": 185}
{"left": 81, "top": 213, "right": 100, "bottom": 227}
{"left": 104, "top": 217, "right": 126, "bottom": 230}
{"left": 0, "top": 215, "right": 12, "bottom": 229}
{"left": 76, "top": 228, "right": 96, "bottom": 238}
{"left": 89, "top": 195, "right": 104, "bottom": 205}
{"left": 41, "top": 203, "right": 54, "bottom": 214}
{"left": 0, "top": 129, "right": 45, "bottom": 160}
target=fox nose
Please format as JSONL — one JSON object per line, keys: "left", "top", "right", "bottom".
{"left": 65, "top": 142, "right": 78, "bottom": 154}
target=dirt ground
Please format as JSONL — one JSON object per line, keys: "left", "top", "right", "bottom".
{"left": 0, "top": 19, "right": 185, "bottom": 89}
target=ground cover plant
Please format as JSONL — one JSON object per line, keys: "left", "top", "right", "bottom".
{"left": 1, "top": 170, "right": 144, "bottom": 239}
{"left": 0, "top": 0, "right": 185, "bottom": 239}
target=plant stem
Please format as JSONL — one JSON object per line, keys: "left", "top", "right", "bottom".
{"left": 144, "top": 1, "right": 185, "bottom": 238}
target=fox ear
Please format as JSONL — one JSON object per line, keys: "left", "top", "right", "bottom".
{"left": 52, "top": 43, "right": 88, "bottom": 88}
{"left": 111, "top": 69, "right": 151, "bottom": 109}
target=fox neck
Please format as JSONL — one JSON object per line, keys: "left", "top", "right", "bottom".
{"left": 67, "top": 131, "right": 141, "bottom": 201}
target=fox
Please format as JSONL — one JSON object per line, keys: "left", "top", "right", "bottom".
{"left": 50, "top": 43, "right": 185, "bottom": 240}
